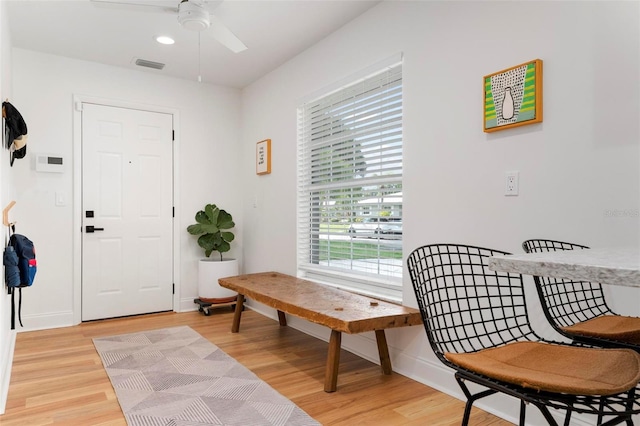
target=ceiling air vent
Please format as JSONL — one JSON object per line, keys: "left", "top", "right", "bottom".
{"left": 135, "top": 58, "right": 165, "bottom": 70}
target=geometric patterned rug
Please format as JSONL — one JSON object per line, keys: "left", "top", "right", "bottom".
{"left": 93, "top": 326, "right": 320, "bottom": 426}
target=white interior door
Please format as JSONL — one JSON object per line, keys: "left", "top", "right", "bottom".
{"left": 82, "top": 103, "right": 173, "bottom": 321}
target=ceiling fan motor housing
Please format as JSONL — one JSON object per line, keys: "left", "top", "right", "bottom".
{"left": 178, "top": 1, "right": 210, "bottom": 32}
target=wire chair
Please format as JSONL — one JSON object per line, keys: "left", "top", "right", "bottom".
{"left": 522, "top": 239, "right": 640, "bottom": 352}
{"left": 407, "top": 243, "right": 640, "bottom": 426}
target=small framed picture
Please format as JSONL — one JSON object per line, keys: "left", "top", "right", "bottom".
{"left": 256, "top": 139, "right": 271, "bottom": 175}
{"left": 484, "top": 59, "right": 543, "bottom": 133}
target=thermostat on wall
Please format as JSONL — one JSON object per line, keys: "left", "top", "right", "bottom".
{"left": 35, "top": 154, "right": 65, "bottom": 173}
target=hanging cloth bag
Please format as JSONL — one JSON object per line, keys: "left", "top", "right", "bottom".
{"left": 3, "top": 228, "right": 36, "bottom": 328}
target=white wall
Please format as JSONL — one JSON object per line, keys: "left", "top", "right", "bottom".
{"left": 2, "top": 0, "right": 638, "bottom": 422}
{"left": 240, "top": 1, "right": 639, "bottom": 424}
{"left": 0, "top": 0, "right": 16, "bottom": 414}
{"left": 10, "top": 48, "right": 243, "bottom": 329}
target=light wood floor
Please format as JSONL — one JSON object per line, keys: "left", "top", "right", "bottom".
{"left": 1, "top": 309, "right": 511, "bottom": 425}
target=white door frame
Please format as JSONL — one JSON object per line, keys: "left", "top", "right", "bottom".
{"left": 72, "top": 94, "right": 181, "bottom": 325}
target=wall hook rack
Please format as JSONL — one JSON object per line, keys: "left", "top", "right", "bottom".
{"left": 3, "top": 200, "right": 16, "bottom": 226}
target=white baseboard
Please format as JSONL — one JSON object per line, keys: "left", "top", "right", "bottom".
{"left": 0, "top": 330, "right": 16, "bottom": 415}
{"left": 179, "top": 297, "right": 200, "bottom": 312}
{"left": 18, "top": 311, "right": 75, "bottom": 332}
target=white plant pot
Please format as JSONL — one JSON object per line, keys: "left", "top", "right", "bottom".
{"left": 198, "top": 258, "right": 238, "bottom": 303}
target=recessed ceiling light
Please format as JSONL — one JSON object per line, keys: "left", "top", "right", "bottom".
{"left": 155, "top": 36, "right": 175, "bottom": 45}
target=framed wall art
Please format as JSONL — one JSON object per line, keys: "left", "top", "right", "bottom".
{"left": 484, "top": 59, "right": 543, "bottom": 133}
{"left": 256, "top": 139, "right": 271, "bottom": 175}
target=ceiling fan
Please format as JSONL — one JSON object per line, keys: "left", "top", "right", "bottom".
{"left": 91, "top": 0, "right": 248, "bottom": 53}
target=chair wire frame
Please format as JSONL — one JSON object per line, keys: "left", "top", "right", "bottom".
{"left": 407, "top": 243, "right": 640, "bottom": 426}
{"left": 522, "top": 239, "right": 639, "bottom": 352}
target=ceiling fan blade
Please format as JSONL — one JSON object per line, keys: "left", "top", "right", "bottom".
{"left": 90, "top": 0, "right": 178, "bottom": 14}
{"left": 207, "top": 15, "right": 247, "bottom": 53}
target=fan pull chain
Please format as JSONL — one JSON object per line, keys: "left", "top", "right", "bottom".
{"left": 198, "top": 32, "right": 202, "bottom": 83}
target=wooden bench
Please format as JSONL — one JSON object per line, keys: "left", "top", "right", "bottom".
{"left": 218, "top": 271, "right": 423, "bottom": 392}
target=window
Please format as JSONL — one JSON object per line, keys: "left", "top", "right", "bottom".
{"left": 297, "top": 59, "right": 403, "bottom": 301}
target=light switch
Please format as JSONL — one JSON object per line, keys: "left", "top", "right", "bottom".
{"left": 55, "top": 192, "right": 66, "bottom": 206}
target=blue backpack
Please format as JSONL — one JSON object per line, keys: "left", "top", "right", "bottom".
{"left": 3, "top": 233, "right": 36, "bottom": 328}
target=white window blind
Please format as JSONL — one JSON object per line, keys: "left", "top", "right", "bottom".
{"left": 297, "top": 62, "right": 403, "bottom": 300}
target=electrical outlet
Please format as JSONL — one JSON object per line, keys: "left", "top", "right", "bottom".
{"left": 505, "top": 171, "right": 519, "bottom": 196}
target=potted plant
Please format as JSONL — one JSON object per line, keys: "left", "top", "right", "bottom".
{"left": 187, "top": 204, "right": 238, "bottom": 304}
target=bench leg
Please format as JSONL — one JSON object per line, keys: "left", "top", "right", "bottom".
{"left": 324, "top": 329, "right": 342, "bottom": 393}
{"left": 231, "top": 294, "right": 245, "bottom": 333}
{"left": 375, "top": 329, "right": 392, "bottom": 375}
{"left": 277, "top": 310, "right": 287, "bottom": 326}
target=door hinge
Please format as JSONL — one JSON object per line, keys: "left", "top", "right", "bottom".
{"left": 172, "top": 283, "right": 175, "bottom": 294}
{"left": 172, "top": 130, "right": 175, "bottom": 141}
{"left": 172, "top": 206, "right": 175, "bottom": 217}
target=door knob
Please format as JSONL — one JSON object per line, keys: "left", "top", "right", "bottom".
{"left": 85, "top": 226, "right": 105, "bottom": 233}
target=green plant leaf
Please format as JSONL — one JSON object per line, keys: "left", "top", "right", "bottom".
{"left": 218, "top": 210, "right": 234, "bottom": 229}
{"left": 187, "top": 224, "right": 204, "bottom": 235}
{"left": 188, "top": 223, "right": 219, "bottom": 235}
{"left": 199, "top": 223, "right": 220, "bottom": 234}
{"left": 205, "top": 204, "right": 220, "bottom": 225}
{"left": 221, "top": 231, "right": 235, "bottom": 242}
{"left": 217, "top": 241, "right": 231, "bottom": 253}
{"left": 195, "top": 210, "right": 210, "bottom": 225}
{"left": 198, "top": 233, "right": 216, "bottom": 248}
{"left": 198, "top": 234, "right": 216, "bottom": 257}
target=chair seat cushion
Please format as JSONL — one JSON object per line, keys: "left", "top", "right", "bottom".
{"left": 445, "top": 341, "right": 640, "bottom": 396}
{"left": 562, "top": 315, "right": 640, "bottom": 344}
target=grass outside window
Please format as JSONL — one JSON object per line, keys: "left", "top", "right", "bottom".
{"left": 318, "top": 240, "right": 401, "bottom": 261}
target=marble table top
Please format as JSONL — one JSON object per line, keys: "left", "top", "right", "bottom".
{"left": 488, "top": 247, "right": 640, "bottom": 288}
